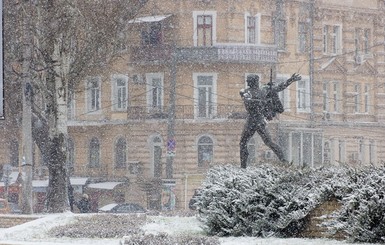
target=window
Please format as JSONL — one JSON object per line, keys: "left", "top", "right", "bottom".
{"left": 146, "top": 73, "right": 163, "bottom": 112}
{"left": 86, "top": 77, "right": 101, "bottom": 112}
{"left": 245, "top": 14, "right": 260, "bottom": 44}
{"left": 112, "top": 75, "right": 128, "bottom": 111}
{"left": 369, "top": 140, "right": 376, "bottom": 164}
{"left": 198, "top": 135, "right": 213, "bottom": 167}
{"left": 364, "top": 29, "right": 370, "bottom": 54}
{"left": 333, "top": 82, "right": 339, "bottom": 112}
{"left": 67, "top": 138, "right": 75, "bottom": 175}
{"left": 354, "top": 28, "right": 361, "bottom": 56}
{"left": 89, "top": 137, "right": 100, "bottom": 167}
{"left": 142, "top": 23, "right": 163, "bottom": 46}
{"left": 354, "top": 84, "right": 361, "bottom": 113}
{"left": 276, "top": 75, "right": 290, "bottom": 111}
{"left": 289, "top": 131, "right": 323, "bottom": 167}
{"left": 323, "top": 24, "right": 342, "bottom": 54}
{"left": 9, "top": 139, "right": 19, "bottom": 167}
{"left": 322, "top": 81, "right": 328, "bottom": 111}
{"left": 364, "top": 84, "right": 369, "bottom": 113}
{"left": 298, "top": 22, "right": 308, "bottom": 53}
{"left": 296, "top": 79, "right": 310, "bottom": 112}
{"left": 115, "top": 137, "right": 127, "bottom": 168}
{"left": 338, "top": 140, "right": 346, "bottom": 163}
{"left": 193, "top": 11, "right": 216, "bottom": 47}
{"left": 194, "top": 73, "right": 217, "bottom": 119}
{"left": 247, "top": 137, "right": 256, "bottom": 166}
{"left": 151, "top": 136, "right": 163, "bottom": 178}
{"left": 276, "top": 18, "right": 286, "bottom": 50}
{"left": 67, "top": 90, "right": 75, "bottom": 120}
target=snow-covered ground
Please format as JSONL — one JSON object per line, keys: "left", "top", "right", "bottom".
{"left": 0, "top": 213, "right": 381, "bottom": 245}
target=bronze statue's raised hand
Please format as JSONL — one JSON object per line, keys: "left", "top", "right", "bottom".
{"left": 290, "top": 73, "right": 302, "bottom": 82}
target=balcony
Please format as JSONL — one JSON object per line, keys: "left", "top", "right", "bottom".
{"left": 130, "top": 44, "right": 277, "bottom": 64}
{"left": 127, "top": 105, "right": 247, "bottom": 121}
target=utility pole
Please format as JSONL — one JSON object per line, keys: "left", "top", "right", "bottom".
{"left": 21, "top": 0, "right": 33, "bottom": 214}
{"left": 309, "top": 0, "right": 315, "bottom": 122}
{"left": 166, "top": 44, "right": 177, "bottom": 179}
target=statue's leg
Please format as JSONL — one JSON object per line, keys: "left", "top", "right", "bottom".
{"left": 256, "top": 123, "right": 286, "bottom": 162}
{"left": 240, "top": 118, "right": 257, "bottom": 168}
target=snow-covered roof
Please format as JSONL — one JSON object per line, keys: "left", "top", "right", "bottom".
{"left": 98, "top": 203, "right": 118, "bottom": 211}
{"left": 87, "top": 182, "right": 124, "bottom": 190}
{"left": 32, "top": 180, "right": 49, "bottom": 187}
{"left": 70, "top": 177, "right": 88, "bottom": 186}
{"left": 0, "top": 171, "right": 20, "bottom": 186}
{"left": 128, "top": 14, "right": 172, "bottom": 23}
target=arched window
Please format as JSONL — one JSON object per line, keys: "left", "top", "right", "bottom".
{"left": 247, "top": 137, "right": 256, "bottom": 166}
{"left": 198, "top": 135, "right": 213, "bottom": 167}
{"left": 9, "top": 139, "right": 19, "bottom": 167}
{"left": 89, "top": 137, "right": 100, "bottom": 167}
{"left": 115, "top": 137, "right": 127, "bottom": 168}
{"left": 151, "top": 136, "right": 163, "bottom": 178}
{"left": 67, "top": 138, "right": 75, "bottom": 175}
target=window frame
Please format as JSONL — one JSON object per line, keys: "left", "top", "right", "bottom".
{"left": 296, "top": 76, "right": 310, "bottom": 113}
{"left": 193, "top": 11, "right": 217, "bottom": 47}
{"left": 146, "top": 73, "right": 164, "bottom": 112}
{"left": 245, "top": 13, "right": 261, "bottom": 45}
{"left": 89, "top": 137, "right": 100, "bottom": 168}
{"left": 276, "top": 74, "right": 291, "bottom": 112}
{"left": 297, "top": 22, "right": 308, "bottom": 53}
{"left": 193, "top": 73, "right": 217, "bottom": 119}
{"left": 86, "top": 76, "right": 101, "bottom": 113}
{"left": 115, "top": 137, "right": 127, "bottom": 169}
{"left": 149, "top": 135, "right": 163, "bottom": 178}
{"left": 323, "top": 24, "right": 342, "bottom": 55}
{"left": 111, "top": 74, "right": 129, "bottom": 111}
{"left": 197, "top": 135, "right": 214, "bottom": 168}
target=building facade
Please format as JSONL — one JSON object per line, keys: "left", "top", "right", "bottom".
{"left": 1, "top": 0, "right": 385, "bottom": 211}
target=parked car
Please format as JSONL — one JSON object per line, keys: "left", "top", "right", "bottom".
{"left": 98, "top": 203, "right": 146, "bottom": 213}
{"left": 0, "top": 198, "right": 10, "bottom": 214}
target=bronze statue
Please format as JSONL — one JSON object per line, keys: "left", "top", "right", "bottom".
{"left": 239, "top": 73, "right": 302, "bottom": 168}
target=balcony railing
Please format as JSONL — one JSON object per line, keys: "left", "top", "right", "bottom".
{"left": 127, "top": 105, "right": 247, "bottom": 121}
{"left": 130, "top": 44, "right": 277, "bottom": 64}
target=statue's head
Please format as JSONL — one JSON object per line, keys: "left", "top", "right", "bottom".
{"left": 246, "top": 74, "right": 259, "bottom": 88}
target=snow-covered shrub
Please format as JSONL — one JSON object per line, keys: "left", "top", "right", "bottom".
{"left": 122, "top": 232, "right": 220, "bottom": 245}
{"left": 324, "top": 167, "right": 385, "bottom": 243}
{"left": 194, "top": 164, "right": 348, "bottom": 237}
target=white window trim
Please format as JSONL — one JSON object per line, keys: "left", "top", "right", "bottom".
{"left": 323, "top": 23, "right": 343, "bottom": 55}
{"left": 277, "top": 74, "right": 291, "bottom": 112}
{"left": 244, "top": 13, "right": 261, "bottom": 45}
{"left": 148, "top": 134, "right": 163, "bottom": 178}
{"left": 193, "top": 72, "right": 218, "bottom": 119}
{"left": 85, "top": 76, "right": 102, "bottom": 114}
{"left": 193, "top": 11, "right": 217, "bottom": 47}
{"left": 145, "top": 73, "right": 164, "bottom": 112}
{"left": 196, "top": 134, "right": 215, "bottom": 167}
{"left": 111, "top": 74, "right": 129, "bottom": 111}
{"left": 296, "top": 75, "right": 310, "bottom": 113}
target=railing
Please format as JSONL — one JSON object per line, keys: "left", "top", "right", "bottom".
{"left": 127, "top": 105, "right": 247, "bottom": 121}
{"left": 130, "top": 44, "right": 277, "bottom": 64}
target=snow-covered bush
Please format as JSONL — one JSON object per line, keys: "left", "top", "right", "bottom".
{"left": 194, "top": 164, "right": 344, "bottom": 237}
{"left": 325, "top": 167, "right": 385, "bottom": 243}
{"left": 122, "top": 232, "right": 220, "bottom": 245}
{"left": 194, "top": 164, "right": 385, "bottom": 242}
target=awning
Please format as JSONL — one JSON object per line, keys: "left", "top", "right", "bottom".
{"left": 32, "top": 180, "right": 49, "bottom": 188}
{"left": 0, "top": 172, "right": 20, "bottom": 186}
{"left": 87, "top": 182, "right": 124, "bottom": 190}
{"left": 70, "top": 177, "right": 88, "bottom": 186}
{"left": 128, "top": 14, "right": 172, "bottom": 24}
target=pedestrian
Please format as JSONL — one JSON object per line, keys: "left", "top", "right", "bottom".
{"left": 76, "top": 194, "right": 91, "bottom": 213}
{"left": 68, "top": 184, "right": 75, "bottom": 212}
{"left": 239, "top": 73, "right": 302, "bottom": 168}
